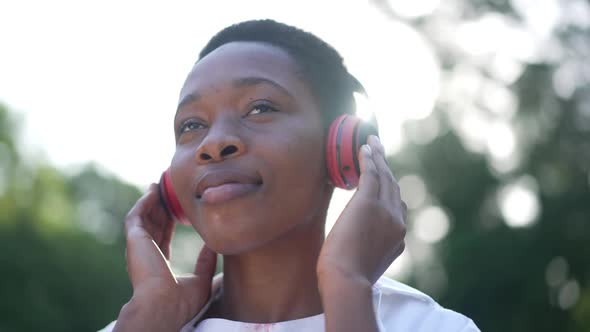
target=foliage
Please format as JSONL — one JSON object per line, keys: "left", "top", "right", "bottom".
{"left": 372, "top": 0, "right": 590, "bottom": 330}
{"left": 0, "top": 105, "right": 135, "bottom": 331}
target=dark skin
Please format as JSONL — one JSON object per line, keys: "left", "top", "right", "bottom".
{"left": 114, "top": 41, "right": 406, "bottom": 332}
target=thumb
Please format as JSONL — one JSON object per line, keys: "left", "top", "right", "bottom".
{"left": 177, "top": 245, "right": 218, "bottom": 320}
{"left": 194, "top": 245, "right": 218, "bottom": 281}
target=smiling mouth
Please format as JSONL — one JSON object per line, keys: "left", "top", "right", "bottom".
{"left": 197, "top": 180, "right": 263, "bottom": 204}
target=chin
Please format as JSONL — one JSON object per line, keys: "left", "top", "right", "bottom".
{"left": 196, "top": 209, "right": 315, "bottom": 256}
{"left": 189, "top": 184, "right": 330, "bottom": 256}
{"left": 200, "top": 231, "right": 275, "bottom": 256}
{"left": 192, "top": 213, "right": 282, "bottom": 256}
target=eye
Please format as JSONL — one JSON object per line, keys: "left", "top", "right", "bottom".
{"left": 179, "top": 120, "right": 206, "bottom": 134}
{"left": 247, "top": 103, "right": 279, "bottom": 116}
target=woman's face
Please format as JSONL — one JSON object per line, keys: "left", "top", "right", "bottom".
{"left": 171, "top": 41, "right": 332, "bottom": 255}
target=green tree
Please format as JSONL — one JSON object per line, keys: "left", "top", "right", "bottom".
{"left": 0, "top": 104, "right": 137, "bottom": 331}
{"left": 372, "top": 0, "right": 590, "bottom": 331}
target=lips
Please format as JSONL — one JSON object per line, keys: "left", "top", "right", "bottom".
{"left": 195, "top": 169, "right": 263, "bottom": 204}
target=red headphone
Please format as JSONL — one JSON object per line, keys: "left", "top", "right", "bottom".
{"left": 159, "top": 114, "right": 378, "bottom": 224}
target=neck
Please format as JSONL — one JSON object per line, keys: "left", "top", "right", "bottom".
{"left": 214, "top": 216, "right": 326, "bottom": 323}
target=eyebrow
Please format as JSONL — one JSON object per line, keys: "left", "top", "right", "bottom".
{"left": 176, "top": 92, "right": 201, "bottom": 113}
{"left": 175, "top": 76, "right": 293, "bottom": 114}
{"left": 232, "top": 77, "right": 293, "bottom": 99}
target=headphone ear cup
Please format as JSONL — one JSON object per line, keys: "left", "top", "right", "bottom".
{"left": 326, "top": 115, "right": 347, "bottom": 189}
{"left": 159, "top": 169, "right": 190, "bottom": 225}
{"left": 326, "top": 114, "right": 379, "bottom": 189}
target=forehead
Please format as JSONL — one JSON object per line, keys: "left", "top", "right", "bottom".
{"left": 179, "top": 42, "right": 310, "bottom": 102}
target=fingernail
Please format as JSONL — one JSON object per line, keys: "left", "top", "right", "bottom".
{"left": 362, "top": 144, "right": 372, "bottom": 155}
{"left": 377, "top": 137, "right": 386, "bottom": 152}
{"left": 376, "top": 135, "right": 383, "bottom": 145}
{"left": 368, "top": 135, "right": 382, "bottom": 153}
{"left": 374, "top": 135, "right": 382, "bottom": 147}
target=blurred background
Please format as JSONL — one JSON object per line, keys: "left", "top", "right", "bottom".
{"left": 0, "top": 0, "right": 589, "bottom": 331}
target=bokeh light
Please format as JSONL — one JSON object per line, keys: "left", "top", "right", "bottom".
{"left": 558, "top": 279, "right": 581, "bottom": 310}
{"left": 546, "top": 256, "right": 569, "bottom": 288}
{"left": 498, "top": 176, "right": 541, "bottom": 228}
{"left": 399, "top": 174, "right": 428, "bottom": 209}
{"left": 412, "top": 205, "right": 451, "bottom": 243}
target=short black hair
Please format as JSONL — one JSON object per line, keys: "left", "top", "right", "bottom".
{"left": 198, "top": 19, "right": 365, "bottom": 129}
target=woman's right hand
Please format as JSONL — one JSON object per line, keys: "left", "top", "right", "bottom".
{"left": 113, "top": 184, "right": 217, "bottom": 332}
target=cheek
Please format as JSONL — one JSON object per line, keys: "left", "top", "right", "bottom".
{"left": 170, "top": 146, "right": 191, "bottom": 179}
{"left": 168, "top": 145, "right": 200, "bottom": 221}
{"left": 282, "top": 139, "right": 325, "bottom": 183}
{"left": 265, "top": 123, "right": 328, "bottom": 213}
{"left": 270, "top": 117, "right": 325, "bottom": 178}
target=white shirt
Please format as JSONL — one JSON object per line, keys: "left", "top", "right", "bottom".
{"left": 99, "top": 276, "right": 480, "bottom": 332}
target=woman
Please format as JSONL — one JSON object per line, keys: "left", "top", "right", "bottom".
{"left": 101, "top": 19, "right": 479, "bottom": 331}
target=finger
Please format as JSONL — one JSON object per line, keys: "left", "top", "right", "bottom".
{"left": 150, "top": 184, "right": 176, "bottom": 259}
{"left": 393, "top": 240, "right": 405, "bottom": 258}
{"left": 181, "top": 246, "right": 217, "bottom": 297}
{"left": 368, "top": 135, "right": 400, "bottom": 203}
{"left": 131, "top": 184, "right": 173, "bottom": 258}
{"left": 357, "top": 143, "right": 380, "bottom": 197}
{"left": 194, "top": 245, "right": 218, "bottom": 279}
{"left": 211, "top": 272, "right": 223, "bottom": 293}
{"left": 401, "top": 200, "right": 408, "bottom": 224}
{"left": 125, "top": 185, "right": 159, "bottom": 240}
{"left": 125, "top": 214, "right": 175, "bottom": 287}
{"left": 126, "top": 184, "right": 160, "bottom": 222}
{"left": 159, "top": 217, "right": 175, "bottom": 260}
{"left": 371, "top": 137, "right": 400, "bottom": 183}
{"left": 177, "top": 246, "right": 218, "bottom": 319}
{"left": 125, "top": 185, "right": 175, "bottom": 287}
{"left": 377, "top": 241, "right": 406, "bottom": 280}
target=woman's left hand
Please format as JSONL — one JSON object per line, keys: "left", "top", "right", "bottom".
{"left": 317, "top": 135, "right": 407, "bottom": 287}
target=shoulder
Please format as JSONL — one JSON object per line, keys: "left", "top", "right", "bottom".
{"left": 372, "top": 276, "right": 480, "bottom": 332}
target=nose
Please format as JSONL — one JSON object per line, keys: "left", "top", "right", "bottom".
{"left": 195, "top": 119, "right": 246, "bottom": 164}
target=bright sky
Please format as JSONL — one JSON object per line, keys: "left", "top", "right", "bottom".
{"left": 0, "top": 0, "right": 440, "bottom": 187}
